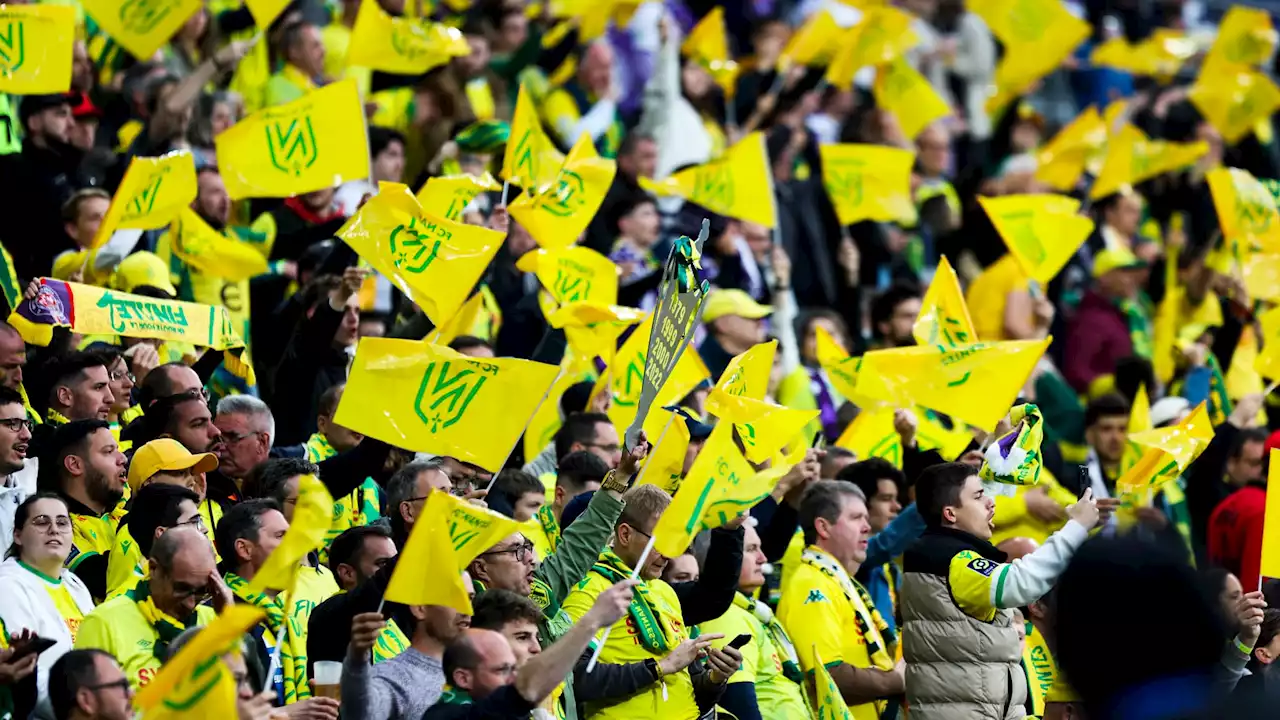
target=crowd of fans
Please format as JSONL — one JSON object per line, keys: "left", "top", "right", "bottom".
{"left": 0, "top": 0, "right": 1279, "bottom": 720}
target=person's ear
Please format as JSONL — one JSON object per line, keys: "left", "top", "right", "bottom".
{"left": 63, "top": 454, "right": 83, "bottom": 477}
{"left": 336, "top": 563, "right": 355, "bottom": 589}
{"left": 56, "top": 385, "right": 73, "bottom": 409}
{"left": 147, "top": 558, "right": 159, "bottom": 578}
{"left": 75, "top": 687, "right": 96, "bottom": 715}
{"left": 554, "top": 485, "right": 565, "bottom": 507}
{"left": 234, "top": 537, "right": 255, "bottom": 565}
{"left": 400, "top": 501, "right": 415, "bottom": 526}
{"left": 316, "top": 415, "right": 329, "bottom": 436}
{"left": 942, "top": 506, "right": 958, "bottom": 525}
{"left": 453, "top": 668, "right": 473, "bottom": 691}
{"left": 467, "top": 559, "right": 487, "bottom": 584}
{"left": 1256, "top": 646, "right": 1274, "bottom": 665}
{"left": 154, "top": 527, "right": 166, "bottom": 543}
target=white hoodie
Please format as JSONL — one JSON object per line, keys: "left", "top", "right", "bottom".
{"left": 0, "top": 555, "right": 95, "bottom": 699}
{"left": 0, "top": 458, "right": 38, "bottom": 551}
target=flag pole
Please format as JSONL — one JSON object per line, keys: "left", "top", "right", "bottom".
{"left": 486, "top": 366, "right": 567, "bottom": 493}
{"left": 586, "top": 533, "right": 658, "bottom": 673}
{"left": 500, "top": 180, "right": 510, "bottom": 207}
{"left": 265, "top": 623, "right": 288, "bottom": 687}
{"left": 629, "top": 413, "right": 676, "bottom": 488}
{"left": 1265, "top": 380, "right": 1279, "bottom": 397}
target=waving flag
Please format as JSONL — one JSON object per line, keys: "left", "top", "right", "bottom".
{"left": 349, "top": 0, "right": 469, "bottom": 75}
{"left": 913, "top": 256, "right": 977, "bottom": 350}
{"left": 0, "top": 4, "right": 76, "bottom": 94}
{"left": 978, "top": 194, "right": 1094, "bottom": 284}
{"left": 81, "top": 0, "right": 201, "bottom": 60}
{"left": 91, "top": 152, "right": 198, "bottom": 249}
{"left": 874, "top": 57, "right": 949, "bottom": 140}
{"left": 819, "top": 144, "right": 916, "bottom": 225}
{"left": 642, "top": 133, "right": 777, "bottom": 228}
{"left": 509, "top": 134, "right": 617, "bottom": 250}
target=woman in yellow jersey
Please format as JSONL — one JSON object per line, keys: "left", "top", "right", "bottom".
{"left": 0, "top": 494, "right": 96, "bottom": 700}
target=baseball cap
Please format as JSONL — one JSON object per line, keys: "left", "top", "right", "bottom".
{"left": 127, "top": 438, "right": 219, "bottom": 493}
{"left": 70, "top": 93, "right": 103, "bottom": 120}
{"left": 1149, "top": 397, "right": 1191, "bottom": 428}
{"left": 662, "top": 405, "right": 714, "bottom": 441}
{"left": 18, "top": 93, "right": 74, "bottom": 125}
{"left": 110, "top": 252, "right": 178, "bottom": 297}
{"left": 702, "top": 289, "right": 772, "bottom": 324}
{"left": 1092, "top": 248, "right": 1147, "bottom": 278}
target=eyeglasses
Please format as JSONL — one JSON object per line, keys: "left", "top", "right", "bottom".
{"left": 109, "top": 369, "right": 135, "bottom": 383}
{"left": 169, "top": 580, "right": 211, "bottom": 603}
{"left": 28, "top": 515, "right": 72, "bottom": 533}
{"left": 623, "top": 522, "right": 652, "bottom": 540}
{"left": 481, "top": 542, "right": 534, "bottom": 563}
{"left": 586, "top": 442, "right": 621, "bottom": 454}
{"left": 0, "top": 417, "right": 33, "bottom": 433}
{"left": 87, "top": 678, "right": 132, "bottom": 695}
{"left": 173, "top": 515, "right": 208, "bottom": 533}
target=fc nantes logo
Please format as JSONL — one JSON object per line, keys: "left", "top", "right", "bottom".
{"left": 390, "top": 21, "right": 428, "bottom": 61}
{"left": 610, "top": 351, "right": 645, "bottom": 408}
{"left": 539, "top": 170, "right": 586, "bottom": 218}
{"left": 415, "top": 359, "right": 488, "bottom": 433}
{"left": 267, "top": 117, "right": 319, "bottom": 176}
{"left": 125, "top": 168, "right": 169, "bottom": 221}
{"left": 693, "top": 164, "right": 734, "bottom": 211}
{"left": 389, "top": 218, "right": 442, "bottom": 274}
{"left": 119, "top": 0, "right": 172, "bottom": 35}
{"left": 159, "top": 655, "right": 223, "bottom": 711}
{"left": 826, "top": 161, "right": 864, "bottom": 208}
{"left": 0, "top": 18, "right": 24, "bottom": 75}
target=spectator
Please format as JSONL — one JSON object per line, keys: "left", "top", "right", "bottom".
{"left": 524, "top": 451, "right": 609, "bottom": 559}
{"left": 869, "top": 283, "right": 923, "bottom": 349}
{"left": 552, "top": 412, "right": 623, "bottom": 470}
{"left": 448, "top": 336, "right": 495, "bottom": 359}
{"left": 327, "top": 524, "right": 396, "bottom": 593}
{"left": 838, "top": 458, "right": 909, "bottom": 634}
{"left": 0, "top": 385, "right": 37, "bottom": 545}
{"left": 1064, "top": 248, "right": 1151, "bottom": 394}
{"left": 265, "top": 22, "right": 327, "bottom": 107}
{"left": 47, "top": 649, "right": 132, "bottom": 720}
{"left": 212, "top": 395, "right": 274, "bottom": 485}
{"left": 543, "top": 42, "right": 623, "bottom": 157}
{"left": 1208, "top": 451, "right": 1271, "bottom": 594}
{"left": 490, "top": 470, "right": 546, "bottom": 523}
{"left": 42, "top": 353, "right": 114, "bottom": 424}
{"left": 109, "top": 483, "right": 205, "bottom": 600}
{"left": 699, "top": 289, "right": 772, "bottom": 380}
{"left": 335, "top": 127, "right": 407, "bottom": 214}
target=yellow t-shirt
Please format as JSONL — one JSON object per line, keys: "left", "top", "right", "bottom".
{"left": 777, "top": 550, "right": 886, "bottom": 720}
{"left": 105, "top": 524, "right": 142, "bottom": 600}
{"left": 966, "top": 255, "right": 1030, "bottom": 342}
{"left": 75, "top": 595, "right": 216, "bottom": 690}
{"left": 699, "top": 603, "right": 809, "bottom": 719}
{"left": 289, "top": 565, "right": 340, "bottom": 638}
{"left": 561, "top": 572, "right": 700, "bottom": 720}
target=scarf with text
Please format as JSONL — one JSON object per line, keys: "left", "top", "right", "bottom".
{"left": 535, "top": 504, "right": 561, "bottom": 554}
{"left": 224, "top": 572, "right": 310, "bottom": 704}
{"left": 733, "top": 591, "right": 803, "bottom": 684}
{"left": 590, "top": 549, "right": 676, "bottom": 655}
{"left": 801, "top": 547, "right": 896, "bottom": 670}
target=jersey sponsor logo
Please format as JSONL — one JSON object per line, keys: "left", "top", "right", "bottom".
{"left": 804, "top": 589, "right": 827, "bottom": 604}
{"left": 966, "top": 557, "right": 997, "bottom": 576}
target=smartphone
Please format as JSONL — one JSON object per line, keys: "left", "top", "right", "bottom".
{"left": 1077, "top": 465, "right": 1090, "bottom": 499}
{"left": 727, "top": 633, "right": 752, "bottom": 650}
{"left": 811, "top": 432, "right": 826, "bottom": 450}
{"left": 8, "top": 637, "right": 56, "bottom": 663}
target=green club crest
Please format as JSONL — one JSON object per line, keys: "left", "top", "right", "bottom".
{"left": 538, "top": 170, "right": 586, "bottom": 218}
{"left": 827, "top": 160, "right": 864, "bottom": 207}
{"left": 611, "top": 352, "right": 645, "bottom": 407}
{"left": 414, "top": 359, "right": 488, "bottom": 433}
{"left": 389, "top": 218, "right": 443, "bottom": 274}
{"left": 509, "top": 128, "right": 539, "bottom": 187}
{"left": 1237, "top": 185, "right": 1274, "bottom": 235}
{"left": 119, "top": 0, "right": 172, "bottom": 36}
{"left": 266, "top": 116, "right": 319, "bottom": 176}
{"left": 391, "top": 21, "right": 428, "bottom": 61}
{"left": 693, "top": 165, "right": 734, "bottom": 211}
{"left": 125, "top": 167, "right": 169, "bottom": 221}
{"left": 552, "top": 267, "right": 592, "bottom": 303}
{"left": 0, "top": 19, "right": 25, "bottom": 76}
{"left": 158, "top": 655, "right": 223, "bottom": 711}
{"left": 722, "top": 366, "right": 748, "bottom": 397}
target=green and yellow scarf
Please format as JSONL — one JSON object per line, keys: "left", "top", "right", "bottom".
{"left": 436, "top": 685, "right": 472, "bottom": 706}
{"left": 224, "top": 572, "right": 310, "bottom": 704}
{"left": 589, "top": 549, "right": 676, "bottom": 655}
{"left": 1118, "top": 296, "right": 1154, "bottom": 360}
{"left": 801, "top": 548, "right": 896, "bottom": 669}
{"left": 535, "top": 504, "right": 561, "bottom": 554}
{"left": 733, "top": 592, "right": 804, "bottom": 684}
{"left": 128, "top": 580, "right": 200, "bottom": 660}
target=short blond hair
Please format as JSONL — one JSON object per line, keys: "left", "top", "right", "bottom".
{"left": 618, "top": 484, "right": 671, "bottom": 531}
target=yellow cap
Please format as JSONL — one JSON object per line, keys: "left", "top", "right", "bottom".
{"left": 110, "top": 252, "right": 177, "bottom": 296}
{"left": 702, "top": 289, "right": 772, "bottom": 323}
{"left": 127, "top": 438, "right": 219, "bottom": 494}
{"left": 51, "top": 250, "right": 89, "bottom": 281}
{"left": 1092, "top": 247, "right": 1146, "bottom": 278}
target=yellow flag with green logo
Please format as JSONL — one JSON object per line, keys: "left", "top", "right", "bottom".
{"left": 638, "top": 407, "right": 692, "bottom": 493}
{"left": 1190, "top": 67, "right": 1280, "bottom": 145}
{"left": 516, "top": 245, "right": 619, "bottom": 310}
{"left": 837, "top": 406, "right": 972, "bottom": 468}
{"left": 424, "top": 292, "right": 486, "bottom": 347}
{"left": 814, "top": 325, "right": 888, "bottom": 409}
{"left": 1117, "top": 402, "right": 1213, "bottom": 494}
{"left": 779, "top": 9, "right": 842, "bottom": 67}
{"left": 641, "top": 133, "right": 776, "bottom": 228}
{"left": 604, "top": 314, "right": 710, "bottom": 439}
{"left": 1120, "top": 383, "right": 1152, "bottom": 477}
{"left": 654, "top": 422, "right": 766, "bottom": 558}
{"left": 509, "top": 133, "right": 618, "bottom": 250}
{"left": 1207, "top": 167, "right": 1280, "bottom": 254}
{"left": 385, "top": 491, "right": 520, "bottom": 614}
{"left": 503, "top": 84, "right": 565, "bottom": 193}
{"left": 0, "top": 5, "right": 76, "bottom": 94}
{"left": 548, "top": 302, "right": 645, "bottom": 367}
{"left": 134, "top": 605, "right": 264, "bottom": 719}
{"left": 349, "top": 0, "right": 469, "bottom": 75}
{"left": 81, "top": 0, "right": 201, "bottom": 60}
{"left": 338, "top": 182, "right": 505, "bottom": 325}
{"left": 913, "top": 256, "right": 977, "bottom": 350}
{"left": 216, "top": 78, "right": 370, "bottom": 200}
{"left": 244, "top": 0, "right": 290, "bottom": 27}
{"left": 1034, "top": 106, "right": 1107, "bottom": 191}
{"left": 705, "top": 340, "right": 776, "bottom": 420}
{"left": 1201, "top": 6, "right": 1278, "bottom": 76}
{"left": 169, "top": 208, "right": 269, "bottom": 282}
{"left": 825, "top": 7, "right": 918, "bottom": 88}
{"left": 855, "top": 339, "right": 1052, "bottom": 432}
{"left": 1089, "top": 29, "right": 1195, "bottom": 79}
{"left": 975, "top": 0, "right": 1088, "bottom": 114}
{"left": 90, "top": 151, "right": 198, "bottom": 249}
{"left": 873, "top": 56, "right": 950, "bottom": 140}
{"left": 247, "top": 474, "right": 333, "bottom": 593}
{"left": 337, "top": 338, "right": 560, "bottom": 472}
{"left": 1091, "top": 124, "right": 1208, "bottom": 199}
{"left": 819, "top": 144, "right": 916, "bottom": 225}
{"left": 978, "top": 194, "right": 1095, "bottom": 284}
{"left": 813, "top": 647, "right": 855, "bottom": 720}
{"left": 416, "top": 173, "right": 501, "bottom": 221}
{"left": 724, "top": 395, "right": 818, "bottom": 463}
{"left": 1256, "top": 307, "right": 1280, "bottom": 380}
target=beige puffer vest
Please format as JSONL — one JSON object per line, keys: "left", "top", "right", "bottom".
{"left": 901, "top": 528, "right": 1027, "bottom": 720}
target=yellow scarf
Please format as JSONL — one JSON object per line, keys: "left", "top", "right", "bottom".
{"left": 225, "top": 572, "right": 310, "bottom": 704}
{"left": 1023, "top": 624, "right": 1056, "bottom": 716}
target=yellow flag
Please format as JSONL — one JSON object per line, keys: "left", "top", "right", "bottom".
{"left": 337, "top": 338, "right": 560, "bottom": 472}
{"left": 134, "top": 605, "right": 264, "bottom": 718}
{"left": 779, "top": 10, "right": 842, "bottom": 67}
{"left": 1255, "top": 307, "right": 1280, "bottom": 380}
{"left": 705, "top": 340, "right": 776, "bottom": 420}
{"left": 385, "top": 491, "right": 520, "bottom": 614}
{"left": 1091, "top": 125, "right": 1209, "bottom": 200}
{"left": 637, "top": 407, "right": 692, "bottom": 493}
{"left": 1120, "top": 383, "right": 1152, "bottom": 477}
{"left": 338, "top": 182, "right": 504, "bottom": 325}
{"left": 1117, "top": 403, "right": 1214, "bottom": 493}
{"left": 247, "top": 475, "right": 333, "bottom": 593}
{"left": 549, "top": 302, "right": 645, "bottom": 368}
{"left": 424, "top": 292, "right": 486, "bottom": 347}
{"left": 1090, "top": 30, "right": 1195, "bottom": 78}
{"left": 825, "top": 7, "right": 918, "bottom": 88}
{"left": 1243, "top": 254, "right": 1280, "bottom": 302}
{"left": 683, "top": 7, "right": 729, "bottom": 65}
{"left": 503, "top": 85, "right": 565, "bottom": 193}
{"left": 642, "top": 133, "right": 776, "bottom": 228}
{"left": 169, "top": 209, "right": 269, "bottom": 282}
{"left": 977, "top": 194, "right": 1094, "bottom": 284}
{"left": 814, "top": 326, "right": 886, "bottom": 409}
{"left": 349, "top": 0, "right": 469, "bottom": 75}
{"left": 729, "top": 396, "right": 819, "bottom": 463}
{"left": 873, "top": 57, "right": 950, "bottom": 141}
{"left": 509, "top": 134, "right": 618, "bottom": 250}
{"left": 654, "top": 422, "right": 766, "bottom": 558}
{"left": 1190, "top": 67, "right": 1280, "bottom": 145}
{"left": 0, "top": 5, "right": 76, "bottom": 94}
{"left": 244, "top": 0, "right": 290, "bottom": 28}
{"left": 813, "top": 647, "right": 855, "bottom": 720}
{"left": 1202, "top": 6, "right": 1278, "bottom": 76}
{"left": 1207, "top": 167, "right": 1280, "bottom": 254}
{"left": 1261, "top": 450, "right": 1280, "bottom": 580}
{"left": 837, "top": 407, "right": 903, "bottom": 466}
{"left": 91, "top": 151, "right": 198, "bottom": 249}
{"left": 604, "top": 314, "right": 710, "bottom": 439}
{"left": 1034, "top": 106, "right": 1108, "bottom": 191}
{"left": 516, "top": 245, "right": 619, "bottom": 310}
{"left": 855, "top": 339, "right": 1051, "bottom": 431}
{"left": 975, "top": 0, "right": 1088, "bottom": 113}
{"left": 913, "top": 256, "right": 977, "bottom": 350}
{"left": 819, "top": 144, "right": 916, "bottom": 225}
{"left": 416, "top": 173, "right": 501, "bottom": 221}
{"left": 523, "top": 359, "right": 592, "bottom": 465}
{"left": 216, "top": 79, "right": 369, "bottom": 200}
{"left": 81, "top": 0, "right": 200, "bottom": 60}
